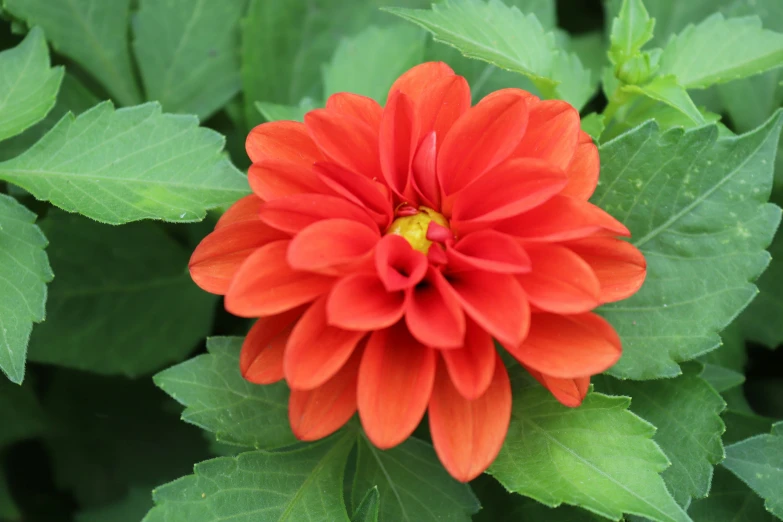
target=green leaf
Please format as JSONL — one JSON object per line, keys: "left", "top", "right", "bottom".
{"left": 352, "top": 436, "right": 479, "bottom": 522}
{"left": 593, "top": 113, "right": 783, "bottom": 378}
{"left": 716, "top": 71, "right": 783, "bottom": 134}
{"left": 323, "top": 25, "right": 425, "bottom": 104}
{"left": 0, "top": 194, "right": 52, "bottom": 383}
{"left": 386, "top": 0, "right": 595, "bottom": 109}
{"left": 689, "top": 466, "right": 777, "bottom": 522}
{"left": 255, "top": 98, "right": 320, "bottom": 123}
{"left": 488, "top": 371, "right": 690, "bottom": 522}
{"left": 0, "top": 470, "right": 20, "bottom": 522}
{"left": 609, "top": 0, "right": 655, "bottom": 66}
{"left": 700, "top": 323, "right": 747, "bottom": 373}
{"left": 722, "top": 423, "right": 783, "bottom": 518}
{"left": 723, "top": 410, "right": 774, "bottom": 447}
{"left": 0, "top": 377, "right": 46, "bottom": 446}
{"left": 699, "top": 363, "right": 745, "bottom": 393}
{"left": 144, "top": 435, "right": 354, "bottom": 522}
{"left": 0, "top": 101, "right": 249, "bottom": 224}
{"left": 739, "top": 226, "right": 783, "bottom": 348}
{"left": 3, "top": 0, "right": 141, "bottom": 105}
{"left": 26, "top": 211, "right": 215, "bottom": 376}
{"left": 154, "top": 337, "right": 297, "bottom": 450}
{"left": 595, "top": 364, "right": 726, "bottom": 506}
{"left": 351, "top": 487, "right": 380, "bottom": 522}
{"left": 658, "top": 14, "right": 783, "bottom": 89}
{"left": 0, "top": 26, "right": 62, "bottom": 142}
{"left": 132, "top": 0, "right": 247, "bottom": 120}
{"left": 624, "top": 76, "right": 705, "bottom": 125}
{"left": 76, "top": 487, "right": 153, "bottom": 522}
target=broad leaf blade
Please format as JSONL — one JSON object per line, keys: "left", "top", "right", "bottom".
{"left": 0, "top": 102, "right": 249, "bottom": 224}
{"left": 351, "top": 487, "right": 380, "bottom": 522}
{"left": 0, "top": 194, "right": 52, "bottom": 383}
{"left": 0, "top": 26, "right": 63, "bottom": 143}
{"left": 3, "top": 0, "right": 141, "bottom": 105}
{"left": 624, "top": 76, "right": 705, "bottom": 125}
{"left": 154, "top": 337, "right": 297, "bottom": 449}
{"left": 688, "top": 466, "right": 777, "bottom": 522}
{"left": 594, "top": 113, "right": 783, "bottom": 378}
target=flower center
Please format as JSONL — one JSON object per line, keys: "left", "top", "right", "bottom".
{"left": 387, "top": 206, "right": 449, "bottom": 254}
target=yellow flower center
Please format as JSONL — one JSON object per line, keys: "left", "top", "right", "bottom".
{"left": 387, "top": 207, "right": 449, "bottom": 254}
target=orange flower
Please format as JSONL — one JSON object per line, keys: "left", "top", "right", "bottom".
{"left": 189, "top": 62, "right": 646, "bottom": 482}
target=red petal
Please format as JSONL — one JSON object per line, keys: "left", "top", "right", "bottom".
{"left": 358, "top": 323, "right": 437, "bottom": 449}
{"left": 447, "top": 230, "right": 531, "bottom": 274}
{"left": 225, "top": 240, "right": 333, "bottom": 317}
{"left": 496, "top": 195, "right": 630, "bottom": 241}
{"left": 305, "top": 109, "right": 381, "bottom": 179}
{"left": 406, "top": 268, "right": 466, "bottom": 349}
{"left": 428, "top": 354, "right": 511, "bottom": 482}
{"left": 388, "top": 62, "right": 456, "bottom": 105}
{"left": 510, "top": 99, "right": 580, "bottom": 170}
{"left": 417, "top": 74, "right": 471, "bottom": 142}
{"left": 506, "top": 313, "right": 622, "bottom": 379}
{"left": 440, "top": 320, "right": 496, "bottom": 400}
{"left": 284, "top": 297, "right": 365, "bottom": 390}
{"left": 258, "top": 194, "right": 377, "bottom": 235}
{"left": 380, "top": 90, "right": 419, "bottom": 200}
{"left": 248, "top": 161, "right": 331, "bottom": 202}
{"left": 374, "top": 234, "right": 428, "bottom": 291}
{"left": 450, "top": 158, "right": 567, "bottom": 226}
{"left": 289, "top": 345, "right": 362, "bottom": 440}
{"left": 240, "top": 308, "right": 303, "bottom": 384}
{"left": 246, "top": 121, "right": 322, "bottom": 165}
{"left": 411, "top": 132, "right": 440, "bottom": 208}
{"left": 566, "top": 237, "right": 647, "bottom": 304}
{"left": 216, "top": 195, "right": 263, "bottom": 228}
{"left": 446, "top": 271, "right": 529, "bottom": 349}
{"left": 523, "top": 365, "right": 590, "bottom": 407}
{"left": 561, "top": 133, "right": 599, "bottom": 200}
{"left": 438, "top": 92, "right": 529, "bottom": 200}
{"left": 517, "top": 243, "right": 601, "bottom": 314}
{"left": 316, "top": 162, "right": 393, "bottom": 228}
{"left": 189, "top": 221, "right": 289, "bottom": 294}
{"left": 327, "top": 273, "right": 405, "bottom": 331}
{"left": 325, "top": 93, "right": 383, "bottom": 130}
{"left": 287, "top": 219, "right": 379, "bottom": 274}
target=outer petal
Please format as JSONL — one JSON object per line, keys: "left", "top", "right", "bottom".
{"left": 289, "top": 346, "right": 362, "bottom": 441}
{"left": 561, "top": 132, "right": 599, "bottom": 200}
{"left": 428, "top": 354, "right": 511, "bottom": 482}
{"left": 524, "top": 365, "right": 590, "bottom": 407}
{"left": 517, "top": 243, "right": 601, "bottom": 314}
{"left": 316, "top": 162, "right": 393, "bottom": 227}
{"left": 325, "top": 93, "right": 383, "bottom": 129}
{"left": 406, "top": 268, "right": 466, "bottom": 349}
{"left": 496, "top": 194, "right": 630, "bottom": 241}
{"left": 327, "top": 273, "right": 405, "bottom": 331}
{"left": 416, "top": 74, "right": 471, "bottom": 142}
{"left": 225, "top": 240, "right": 333, "bottom": 317}
{"left": 246, "top": 121, "right": 322, "bottom": 165}
{"left": 248, "top": 161, "right": 331, "bottom": 201}
{"left": 380, "top": 90, "right": 419, "bottom": 200}
{"left": 216, "top": 194, "right": 263, "bottom": 228}
{"left": 284, "top": 297, "right": 365, "bottom": 390}
{"left": 358, "top": 323, "right": 437, "bottom": 449}
{"left": 240, "top": 308, "right": 303, "bottom": 384}
{"left": 446, "top": 271, "right": 529, "bottom": 349}
{"left": 305, "top": 109, "right": 381, "bottom": 179}
{"left": 374, "top": 234, "right": 428, "bottom": 291}
{"left": 258, "top": 193, "right": 377, "bottom": 235}
{"left": 506, "top": 313, "right": 622, "bottom": 379}
{"left": 510, "top": 99, "right": 580, "bottom": 169}
{"left": 387, "top": 61, "right": 456, "bottom": 105}
{"left": 447, "top": 230, "right": 531, "bottom": 274}
{"left": 440, "top": 320, "right": 496, "bottom": 400}
{"left": 287, "top": 219, "right": 379, "bottom": 274}
{"left": 566, "top": 237, "right": 647, "bottom": 303}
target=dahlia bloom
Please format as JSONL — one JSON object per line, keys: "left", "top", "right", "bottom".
{"left": 189, "top": 62, "right": 646, "bottom": 482}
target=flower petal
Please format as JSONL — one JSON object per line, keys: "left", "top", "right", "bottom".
{"left": 289, "top": 346, "right": 362, "bottom": 440}
{"left": 327, "top": 273, "right": 406, "bottom": 331}
{"left": 388, "top": 61, "right": 456, "bottom": 105}
{"left": 284, "top": 296, "right": 365, "bottom": 390}
{"left": 506, "top": 312, "right": 622, "bottom": 379}
{"left": 517, "top": 243, "right": 601, "bottom": 314}
{"left": 248, "top": 160, "right": 331, "bottom": 202}
{"left": 358, "top": 323, "right": 437, "bottom": 449}
{"left": 225, "top": 240, "right": 333, "bottom": 317}
{"left": 523, "top": 365, "right": 590, "bottom": 407}
{"left": 561, "top": 132, "right": 599, "bottom": 200}
{"left": 216, "top": 194, "right": 263, "bottom": 228}
{"left": 246, "top": 120, "right": 322, "bottom": 165}
{"left": 380, "top": 90, "right": 419, "bottom": 200}
{"left": 374, "top": 234, "right": 428, "bottom": 291}
{"left": 305, "top": 109, "right": 381, "bottom": 179}
{"left": 287, "top": 219, "right": 379, "bottom": 274}
{"left": 411, "top": 131, "right": 440, "bottom": 208}
{"left": 240, "top": 308, "right": 303, "bottom": 384}
{"left": 406, "top": 268, "right": 466, "bottom": 349}
{"left": 447, "top": 230, "right": 531, "bottom": 274}
{"left": 325, "top": 92, "right": 383, "bottom": 129}
{"left": 417, "top": 74, "right": 471, "bottom": 142}
{"left": 440, "top": 320, "right": 496, "bottom": 400}
{"left": 566, "top": 237, "right": 647, "bottom": 304}
{"left": 428, "top": 354, "right": 511, "bottom": 482}
{"left": 316, "top": 162, "right": 393, "bottom": 228}
{"left": 258, "top": 193, "right": 377, "bottom": 235}
{"left": 511, "top": 99, "right": 580, "bottom": 169}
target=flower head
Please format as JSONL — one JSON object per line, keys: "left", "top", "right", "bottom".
{"left": 189, "top": 62, "right": 646, "bottom": 482}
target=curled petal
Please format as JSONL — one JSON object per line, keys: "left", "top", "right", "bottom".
{"left": 524, "top": 365, "right": 590, "bottom": 408}
{"left": 387, "top": 61, "right": 456, "bottom": 105}
{"left": 248, "top": 161, "right": 331, "bottom": 201}
{"left": 259, "top": 194, "right": 377, "bottom": 235}
{"left": 287, "top": 219, "right": 379, "bottom": 274}
{"left": 441, "top": 320, "right": 496, "bottom": 400}
{"left": 325, "top": 93, "right": 383, "bottom": 129}
{"left": 374, "top": 234, "right": 428, "bottom": 291}
{"left": 327, "top": 273, "right": 406, "bottom": 331}
{"left": 305, "top": 109, "right": 381, "bottom": 179}
{"left": 380, "top": 90, "right": 419, "bottom": 200}
{"left": 448, "top": 230, "right": 531, "bottom": 274}
{"left": 240, "top": 308, "right": 303, "bottom": 384}
{"left": 406, "top": 268, "right": 466, "bottom": 349}
{"left": 216, "top": 195, "right": 263, "bottom": 228}
{"left": 246, "top": 120, "right": 322, "bottom": 165}
{"left": 566, "top": 237, "right": 647, "bottom": 304}
{"left": 511, "top": 99, "right": 580, "bottom": 169}
{"left": 411, "top": 131, "right": 440, "bottom": 208}
{"left": 561, "top": 132, "right": 599, "bottom": 200}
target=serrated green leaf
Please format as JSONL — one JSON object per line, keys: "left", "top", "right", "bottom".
{"left": 26, "top": 211, "right": 215, "bottom": 376}
{"left": 689, "top": 466, "right": 777, "bottom": 522}
{"left": 609, "top": 0, "right": 654, "bottom": 66}
{"left": 624, "top": 75, "right": 705, "bottom": 125}
{"left": 144, "top": 435, "right": 354, "bottom": 522}
{"left": 3, "top": 0, "right": 141, "bottom": 105}
{"left": 658, "top": 14, "right": 783, "bottom": 89}
{"left": 386, "top": 0, "right": 595, "bottom": 109}
{"left": 723, "top": 410, "right": 774, "bottom": 447}
{"left": 700, "top": 323, "right": 747, "bottom": 373}
{"left": 132, "top": 0, "right": 246, "bottom": 120}
{"left": 594, "top": 113, "right": 783, "bottom": 378}
{"left": 595, "top": 365, "right": 726, "bottom": 506}
{"left": 488, "top": 370, "right": 690, "bottom": 522}
{"left": 255, "top": 98, "right": 320, "bottom": 123}
{"left": 0, "top": 194, "right": 51, "bottom": 383}
{"left": 351, "top": 487, "right": 380, "bottom": 522}
{"left": 722, "top": 423, "right": 783, "bottom": 518}
{"left": 352, "top": 436, "right": 479, "bottom": 522}
{"left": 581, "top": 113, "right": 605, "bottom": 141}
{"left": 0, "top": 26, "right": 62, "bottom": 142}
{"left": 716, "top": 71, "right": 783, "bottom": 134}
{"left": 0, "top": 101, "right": 249, "bottom": 224}
{"left": 740, "top": 226, "right": 783, "bottom": 348}
{"left": 154, "top": 337, "right": 296, "bottom": 450}
{"left": 323, "top": 25, "right": 425, "bottom": 104}
{"left": 700, "top": 363, "right": 745, "bottom": 393}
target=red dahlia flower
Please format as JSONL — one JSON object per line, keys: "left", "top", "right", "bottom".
{"left": 189, "top": 62, "right": 646, "bottom": 482}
